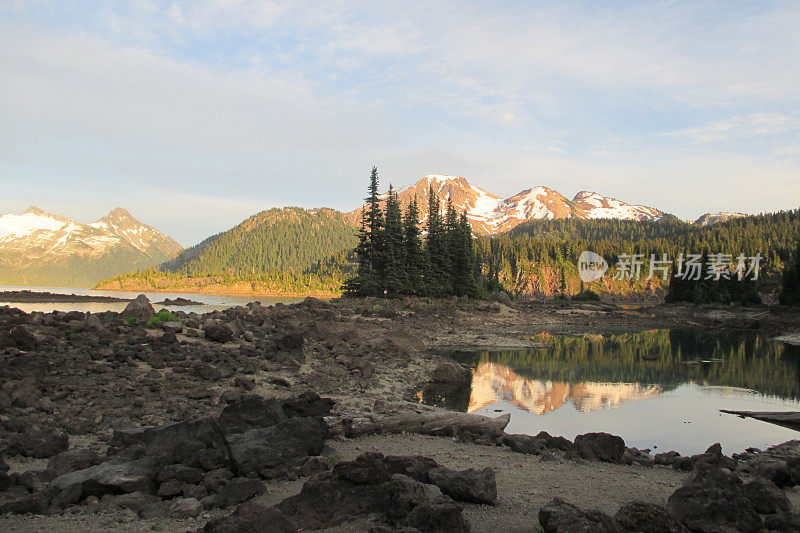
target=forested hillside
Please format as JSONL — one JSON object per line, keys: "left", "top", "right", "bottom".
{"left": 162, "top": 207, "right": 356, "bottom": 276}
{"left": 476, "top": 209, "right": 800, "bottom": 300}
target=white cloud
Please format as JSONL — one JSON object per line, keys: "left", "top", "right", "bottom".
{"left": 666, "top": 113, "right": 800, "bottom": 143}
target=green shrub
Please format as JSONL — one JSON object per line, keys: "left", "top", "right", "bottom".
{"left": 146, "top": 310, "right": 177, "bottom": 328}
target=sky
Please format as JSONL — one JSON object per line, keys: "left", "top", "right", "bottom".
{"left": 1, "top": 1, "right": 799, "bottom": 246}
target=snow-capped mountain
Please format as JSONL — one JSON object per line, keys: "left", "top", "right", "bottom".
{"left": 693, "top": 212, "right": 747, "bottom": 226}
{"left": 350, "top": 175, "right": 665, "bottom": 235}
{"left": 0, "top": 206, "right": 182, "bottom": 287}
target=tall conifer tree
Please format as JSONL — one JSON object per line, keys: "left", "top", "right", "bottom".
{"left": 403, "top": 196, "right": 425, "bottom": 295}
{"left": 383, "top": 185, "right": 405, "bottom": 296}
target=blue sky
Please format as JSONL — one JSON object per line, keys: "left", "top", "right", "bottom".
{"left": 1, "top": 1, "right": 798, "bottom": 245}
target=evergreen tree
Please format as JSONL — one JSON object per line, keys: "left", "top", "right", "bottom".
{"left": 382, "top": 185, "right": 406, "bottom": 296}
{"left": 364, "top": 166, "right": 384, "bottom": 274}
{"left": 780, "top": 244, "right": 800, "bottom": 306}
{"left": 403, "top": 196, "right": 426, "bottom": 295}
{"left": 451, "top": 212, "right": 478, "bottom": 297}
{"left": 425, "top": 186, "right": 450, "bottom": 295}
{"left": 344, "top": 167, "right": 385, "bottom": 296}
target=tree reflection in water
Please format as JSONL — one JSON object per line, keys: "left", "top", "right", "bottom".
{"left": 420, "top": 329, "right": 800, "bottom": 413}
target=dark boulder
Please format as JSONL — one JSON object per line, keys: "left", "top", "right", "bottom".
{"left": 333, "top": 451, "right": 390, "bottom": 485}
{"left": 503, "top": 431, "right": 573, "bottom": 455}
{"left": 204, "top": 502, "right": 298, "bottom": 532}
{"left": 277, "top": 453, "right": 470, "bottom": 531}
{"left": 6, "top": 429, "right": 69, "bottom": 459}
{"left": 282, "top": 391, "right": 335, "bottom": 418}
{"left": 275, "top": 331, "right": 305, "bottom": 352}
{"left": 613, "top": 502, "right": 687, "bottom": 533}
{"left": 538, "top": 497, "right": 618, "bottom": 532}
{"left": 0, "top": 493, "right": 49, "bottom": 514}
{"left": 227, "top": 417, "right": 327, "bottom": 478}
{"left": 574, "top": 432, "right": 625, "bottom": 463}
{"left": 48, "top": 456, "right": 161, "bottom": 502}
{"left": 47, "top": 448, "right": 101, "bottom": 477}
{"left": 111, "top": 418, "right": 233, "bottom": 470}
{"left": 213, "top": 477, "right": 266, "bottom": 508}
{"left": 204, "top": 320, "right": 234, "bottom": 343}
{"left": 654, "top": 451, "right": 681, "bottom": 466}
{"left": 403, "top": 500, "right": 471, "bottom": 532}
{"left": 764, "top": 512, "right": 800, "bottom": 532}
{"left": 194, "top": 362, "right": 222, "bottom": 381}
{"left": 427, "top": 466, "right": 497, "bottom": 505}
{"left": 383, "top": 455, "right": 440, "bottom": 483}
{"left": 157, "top": 464, "right": 205, "bottom": 484}
{"left": 756, "top": 461, "right": 794, "bottom": 488}
{"left": 666, "top": 463, "right": 762, "bottom": 533}
{"left": 742, "top": 478, "right": 791, "bottom": 514}
{"left": 218, "top": 395, "right": 287, "bottom": 435}
{"left": 432, "top": 363, "right": 471, "bottom": 385}
{"left": 674, "top": 443, "right": 737, "bottom": 472}
{"left": 1, "top": 325, "right": 39, "bottom": 351}
{"left": 121, "top": 295, "right": 155, "bottom": 322}
{"left": 109, "top": 492, "right": 161, "bottom": 515}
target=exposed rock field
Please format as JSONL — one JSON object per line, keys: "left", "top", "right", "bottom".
{"left": 1, "top": 295, "right": 800, "bottom": 531}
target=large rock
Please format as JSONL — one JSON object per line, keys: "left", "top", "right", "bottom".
{"left": 203, "top": 502, "right": 298, "bottom": 533}
{"left": 204, "top": 320, "right": 234, "bottom": 343}
{"left": 47, "top": 448, "right": 101, "bottom": 477}
{"left": 277, "top": 453, "right": 470, "bottom": 531}
{"left": 227, "top": 417, "right": 327, "bottom": 478}
{"left": 218, "top": 395, "right": 287, "bottom": 435}
{"left": 538, "top": 497, "right": 618, "bottom": 532}
{"left": 503, "top": 431, "right": 573, "bottom": 455}
{"left": 170, "top": 497, "right": 202, "bottom": 518}
{"left": 121, "top": 295, "right": 155, "bottom": 322}
{"left": 613, "top": 502, "right": 687, "bottom": 533}
{"left": 764, "top": 511, "right": 800, "bottom": 532}
{"left": 6, "top": 429, "right": 68, "bottom": 459}
{"left": 666, "top": 463, "right": 762, "bottom": 533}
{"left": 674, "top": 443, "right": 737, "bottom": 472}
{"left": 433, "top": 363, "right": 471, "bottom": 385}
{"left": 49, "top": 457, "right": 161, "bottom": 502}
{"left": 214, "top": 477, "right": 266, "bottom": 508}
{"left": 0, "top": 325, "right": 39, "bottom": 351}
{"left": 111, "top": 418, "right": 232, "bottom": 470}
{"left": 157, "top": 464, "right": 205, "bottom": 484}
{"left": 742, "top": 478, "right": 791, "bottom": 514}
{"left": 403, "top": 500, "right": 471, "bottom": 532}
{"left": 282, "top": 391, "right": 335, "bottom": 418}
{"left": 574, "top": 432, "right": 625, "bottom": 463}
{"left": 427, "top": 466, "right": 497, "bottom": 505}
{"left": 756, "top": 461, "right": 794, "bottom": 488}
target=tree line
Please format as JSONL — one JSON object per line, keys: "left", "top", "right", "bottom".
{"left": 343, "top": 167, "right": 495, "bottom": 298}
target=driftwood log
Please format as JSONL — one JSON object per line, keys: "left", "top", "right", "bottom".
{"left": 326, "top": 411, "right": 511, "bottom": 439}
{"left": 720, "top": 410, "right": 800, "bottom": 432}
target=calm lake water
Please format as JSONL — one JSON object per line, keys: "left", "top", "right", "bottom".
{"left": 0, "top": 285, "right": 305, "bottom": 314}
{"left": 421, "top": 330, "right": 800, "bottom": 455}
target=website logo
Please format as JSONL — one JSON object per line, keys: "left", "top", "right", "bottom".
{"left": 578, "top": 250, "right": 608, "bottom": 283}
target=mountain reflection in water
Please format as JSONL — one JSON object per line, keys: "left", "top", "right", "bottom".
{"left": 468, "top": 362, "right": 662, "bottom": 414}
{"left": 421, "top": 330, "right": 800, "bottom": 454}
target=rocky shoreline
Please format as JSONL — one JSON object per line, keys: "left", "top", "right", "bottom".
{"left": 1, "top": 295, "right": 800, "bottom": 531}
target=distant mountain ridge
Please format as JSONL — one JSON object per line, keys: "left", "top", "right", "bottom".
{"left": 0, "top": 206, "right": 181, "bottom": 287}
{"left": 693, "top": 212, "right": 747, "bottom": 226}
{"left": 348, "top": 175, "right": 666, "bottom": 235}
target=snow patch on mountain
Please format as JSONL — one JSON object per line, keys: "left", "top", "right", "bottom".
{"left": 0, "top": 212, "right": 67, "bottom": 238}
